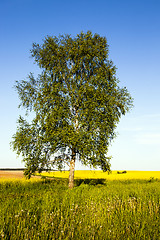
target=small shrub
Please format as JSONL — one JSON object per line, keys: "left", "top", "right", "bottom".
{"left": 148, "top": 177, "right": 158, "bottom": 183}
{"left": 117, "top": 171, "right": 127, "bottom": 174}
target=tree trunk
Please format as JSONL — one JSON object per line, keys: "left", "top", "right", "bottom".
{"left": 69, "top": 150, "right": 76, "bottom": 189}
{"left": 68, "top": 107, "right": 78, "bottom": 189}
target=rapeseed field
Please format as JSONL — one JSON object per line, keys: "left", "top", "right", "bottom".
{"left": 39, "top": 170, "right": 160, "bottom": 180}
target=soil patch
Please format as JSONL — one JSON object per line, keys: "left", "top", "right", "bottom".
{"left": 0, "top": 171, "right": 41, "bottom": 179}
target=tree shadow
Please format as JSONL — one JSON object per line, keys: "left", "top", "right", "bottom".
{"left": 40, "top": 176, "right": 107, "bottom": 187}
{"left": 75, "top": 178, "right": 106, "bottom": 186}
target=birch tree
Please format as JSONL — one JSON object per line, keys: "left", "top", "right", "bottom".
{"left": 11, "top": 31, "right": 133, "bottom": 188}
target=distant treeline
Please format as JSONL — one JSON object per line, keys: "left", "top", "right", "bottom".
{"left": 0, "top": 168, "right": 65, "bottom": 171}
{"left": 0, "top": 168, "right": 25, "bottom": 171}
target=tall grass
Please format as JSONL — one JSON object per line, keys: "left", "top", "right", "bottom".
{"left": 0, "top": 178, "right": 160, "bottom": 239}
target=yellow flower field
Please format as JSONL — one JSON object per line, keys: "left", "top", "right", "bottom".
{"left": 0, "top": 170, "right": 159, "bottom": 182}
{"left": 39, "top": 170, "right": 160, "bottom": 180}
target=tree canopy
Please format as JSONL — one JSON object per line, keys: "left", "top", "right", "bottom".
{"left": 11, "top": 31, "right": 133, "bottom": 188}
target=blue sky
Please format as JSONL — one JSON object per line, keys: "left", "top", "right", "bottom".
{"left": 0, "top": 0, "right": 160, "bottom": 170}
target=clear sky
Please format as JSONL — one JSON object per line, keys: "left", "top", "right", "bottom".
{"left": 0, "top": 0, "right": 159, "bottom": 170}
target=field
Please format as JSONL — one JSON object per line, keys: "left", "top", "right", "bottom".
{"left": 0, "top": 170, "right": 160, "bottom": 239}
{"left": 0, "top": 171, "right": 41, "bottom": 179}
{"left": 37, "top": 170, "right": 160, "bottom": 181}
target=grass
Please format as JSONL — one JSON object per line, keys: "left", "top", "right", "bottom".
{"left": 0, "top": 171, "right": 160, "bottom": 239}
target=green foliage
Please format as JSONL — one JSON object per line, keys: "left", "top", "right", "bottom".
{"left": 148, "top": 177, "right": 158, "bottom": 183}
{"left": 0, "top": 180, "right": 160, "bottom": 239}
{"left": 11, "top": 31, "right": 133, "bottom": 178}
{"left": 117, "top": 170, "right": 127, "bottom": 174}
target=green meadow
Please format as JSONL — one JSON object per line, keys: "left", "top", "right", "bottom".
{"left": 0, "top": 177, "right": 160, "bottom": 239}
